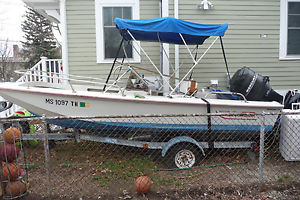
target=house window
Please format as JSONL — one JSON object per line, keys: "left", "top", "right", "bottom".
{"left": 280, "top": 0, "right": 300, "bottom": 60}
{"left": 103, "top": 7, "right": 132, "bottom": 58}
{"left": 95, "top": 0, "right": 140, "bottom": 63}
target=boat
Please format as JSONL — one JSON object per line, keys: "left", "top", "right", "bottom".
{"left": 0, "top": 17, "right": 283, "bottom": 140}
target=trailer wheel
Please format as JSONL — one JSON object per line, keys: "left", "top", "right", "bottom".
{"left": 167, "top": 144, "right": 200, "bottom": 169}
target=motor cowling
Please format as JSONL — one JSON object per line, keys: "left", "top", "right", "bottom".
{"left": 230, "top": 67, "right": 283, "bottom": 103}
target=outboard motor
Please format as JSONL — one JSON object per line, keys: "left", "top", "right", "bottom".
{"left": 230, "top": 67, "right": 283, "bottom": 103}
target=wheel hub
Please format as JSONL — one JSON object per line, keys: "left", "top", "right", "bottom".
{"left": 174, "top": 149, "right": 195, "bottom": 168}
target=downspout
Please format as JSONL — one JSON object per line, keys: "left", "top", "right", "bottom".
{"left": 174, "top": 0, "right": 179, "bottom": 86}
{"left": 160, "top": 0, "right": 170, "bottom": 95}
{"left": 60, "top": 0, "right": 69, "bottom": 84}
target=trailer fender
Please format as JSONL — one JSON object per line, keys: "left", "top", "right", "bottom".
{"left": 161, "top": 136, "right": 205, "bottom": 157}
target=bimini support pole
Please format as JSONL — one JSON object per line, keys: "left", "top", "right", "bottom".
{"left": 219, "top": 36, "right": 231, "bottom": 85}
{"left": 169, "top": 36, "right": 219, "bottom": 96}
{"left": 103, "top": 38, "right": 124, "bottom": 91}
{"left": 179, "top": 33, "right": 198, "bottom": 64}
{"left": 127, "top": 30, "right": 174, "bottom": 91}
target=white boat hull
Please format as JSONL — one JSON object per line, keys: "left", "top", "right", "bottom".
{"left": 0, "top": 82, "right": 283, "bottom": 132}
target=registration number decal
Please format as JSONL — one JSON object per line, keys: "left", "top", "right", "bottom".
{"left": 45, "top": 98, "right": 89, "bottom": 107}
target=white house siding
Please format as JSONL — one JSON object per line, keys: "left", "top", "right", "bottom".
{"left": 66, "top": 0, "right": 300, "bottom": 90}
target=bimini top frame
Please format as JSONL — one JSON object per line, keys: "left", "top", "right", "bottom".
{"left": 104, "top": 17, "right": 230, "bottom": 95}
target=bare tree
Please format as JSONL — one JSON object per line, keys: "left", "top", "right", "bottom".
{"left": 0, "top": 39, "right": 13, "bottom": 81}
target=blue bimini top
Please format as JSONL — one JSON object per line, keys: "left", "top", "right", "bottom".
{"left": 114, "top": 17, "right": 228, "bottom": 45}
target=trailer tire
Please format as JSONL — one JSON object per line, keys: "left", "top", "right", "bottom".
{"left": 166, "top": 143, "right": 200, "bottom": 169}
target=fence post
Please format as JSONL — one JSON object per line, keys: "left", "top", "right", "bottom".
{"left": 41, "top": 57, "right": 47, "bottom": 82}
{"left": 258, "top": 112, "right": 265, "bottom": 189}
{"left": 42, "top": 115, "right": 51, "bottom": 196}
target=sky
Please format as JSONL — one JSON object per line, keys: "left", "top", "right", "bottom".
{"left": 0, "top": 0, "right": 26, "bottom": 42}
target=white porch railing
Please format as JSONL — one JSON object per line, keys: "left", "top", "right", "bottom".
{"left": 17, "top": 57, "right": 63, "bottom": 84}
{"left": 0, "top": 57, "right": 63, "bottom": 118}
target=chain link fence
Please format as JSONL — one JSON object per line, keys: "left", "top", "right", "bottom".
{"left": 0, "top": 111, "right": 299, "bottom": 199}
